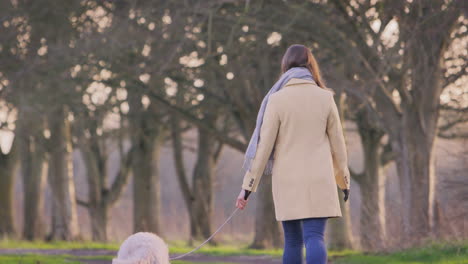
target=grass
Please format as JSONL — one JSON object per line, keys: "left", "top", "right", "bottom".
{"left": 0, "top": 254, "right": 236, "bottom": 264}
{"left": 0, "top": 239, "right": 466, "bottom": 264}
{"left": 0, "top": 239, "right": 354, "bottom": 257}
{"left": 0, "top": 238, "right": 286, "bottom": 257}
{"left": 334, "top": 241, "right": 468, "bottom": 264}
{"left": 0, "top": 239, "right": 120, "bottom": 250}
{"left": 0, "top": 254, "right": 81, "bottom": 264}
{"left": 169, "top": 242, "right": 283, "bottom": 257}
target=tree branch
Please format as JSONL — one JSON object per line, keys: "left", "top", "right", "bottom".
{"left": 444, "top": 63, "right": 467, "bottom": 87}
{"left": 438, "top": 132, "right": 468, "bottom": 139}
{"left": 104, "top": 144, "right": 136, "bottom": 206}
{"left": 145, "top": 88, "right": 247, "bottom": 152}
{"left": 170, "top": 117, "right": 194, "bottom": 208}
{"left": 438, "top": 117, "right": 468, "bottom": 132}
{"left": 76, "top": 197, "right": 89, "bottom": 208}
{"left": 380, "top": 142, "right": 394, "bottom": 166}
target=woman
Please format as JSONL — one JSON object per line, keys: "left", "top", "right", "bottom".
{"left": 235, "top": 44, "right": 351, "bottom": 264}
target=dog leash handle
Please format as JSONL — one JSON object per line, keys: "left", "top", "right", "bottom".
{"left": 244, "top": 190, "right": 252, "bottom": 200}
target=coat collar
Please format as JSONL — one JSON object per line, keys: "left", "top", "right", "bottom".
{"left": 284, "top": 78, "right": 317, "bottom": 87}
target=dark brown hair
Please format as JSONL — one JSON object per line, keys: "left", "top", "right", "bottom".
{"left": 281, "top": 44, "right": 327, "bottom": 89}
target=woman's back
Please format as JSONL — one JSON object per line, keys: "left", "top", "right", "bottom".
{"left": 241, "top": 77, "right": 351, "bottom": 221}
{"left": 271, "top": 78, "right": 332, "bottom": 157}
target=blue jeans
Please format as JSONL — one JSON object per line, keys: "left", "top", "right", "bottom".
{"left": 281, "top": 217, "right": 328, "bottom": 264}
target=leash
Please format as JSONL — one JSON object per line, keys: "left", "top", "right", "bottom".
{"left": 169, "top": 207, "right": 240, "bottom": 260}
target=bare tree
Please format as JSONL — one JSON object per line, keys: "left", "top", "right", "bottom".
{"left": 74, "top": 108, "right": 135, "bottom": 241}
{"left": 317, "top": 0, "right": 466, "bottom": 245}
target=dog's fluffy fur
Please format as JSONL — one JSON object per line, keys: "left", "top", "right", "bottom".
{"left": 112, "top": 232, "right": 170, "bottom": 264}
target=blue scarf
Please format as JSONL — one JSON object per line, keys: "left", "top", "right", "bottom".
{"left": 242, "top": 66, "right": 315, "bottom": 175}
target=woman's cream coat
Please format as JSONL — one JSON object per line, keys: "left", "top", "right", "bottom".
{"left": 241, "top": 78, "right": 351, "bottom": 221}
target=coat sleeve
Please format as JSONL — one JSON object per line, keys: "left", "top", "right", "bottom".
{"left": 326, "top": 95, "right": 351, "bottom": 190}
{"left": 241, "top": 96, "right": 280, "bottom": 192}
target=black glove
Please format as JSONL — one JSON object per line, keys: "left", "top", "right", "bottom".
{"left": 342, "top": 189, "right": 350, "bottom": 202}
{"left": 244, "top": 190, "right": 252, "bottom": 200}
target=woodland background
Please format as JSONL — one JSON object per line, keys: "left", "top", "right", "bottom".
{"left": 0, "top": 0, "right": 466, "bottom": 253}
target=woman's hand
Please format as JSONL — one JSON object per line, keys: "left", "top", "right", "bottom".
{"left": 236, "top": 189, "right": 250, "bottom": 210}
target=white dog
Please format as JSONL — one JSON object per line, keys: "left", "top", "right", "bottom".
{"left": 113, "top": 232, "right": 170, "bottom": 264}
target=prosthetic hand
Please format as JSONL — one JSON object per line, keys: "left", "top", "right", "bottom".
{"left": 342, "top": 189, "right": 350, "bottom": 202}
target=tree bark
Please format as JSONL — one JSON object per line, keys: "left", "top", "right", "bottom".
{"left": 190, "top": 129, "right": 216, "bottom": 242}
{"left": 327, "top": 197, "right": 354, "bottom": 249}
{"left": 0, "top": 140, "right": 18, "bottom": 238}
{"left": 250, "top": 173, "right": 283, "bottom": 249}
{"left": 17, "top": 110, "right": 48, "bottom": 240}
{"left": 88, "top": 204, "right": 108, "bottom": 241}
{"left": 21, "top": 147, "right": 47, "bottom": 240}
{"left": 131, "top": 117, "right": 162, "bottom": 233}
{"left": 48, "top": 106, "right": 80, "bottom": 240}
{"left": 392, "top": 109, "right": 437, "bottom": 246}
{"left": 355, "top": 111, "right": 387, "bottom": 251}
{"left": 327, "top": 94, "right": 355, "bottom": 249}
{"left": 132, "top": 136, "right": 162, "bottom": 233}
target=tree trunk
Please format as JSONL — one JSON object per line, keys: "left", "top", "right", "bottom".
{"left": 128, "top": 88, "right": 162, "bottom": 234}
{"left": 18, "top": 126, "right": 48, "bottom": 240}
{"left": 327, "top": 93, "right": 354, "bottom": 249}
{"left": 250, "top": 173, "right": 282, "bottom": 249}
{"left": 392, "top": 110, "right": 437, "bottom": 246}
{"left": 81, "top": 138, "right": 108, "bottom": 241}
{"left": 77, "top": 114, "right": 134, "bottom": 241}
{"left": 132, "top": 131, "right": 162, "bottom": 233}
{"left": 391, "top": 5, "right": 454, "bottom": 246}
{"left": 22, "top": 151, "right": 48, "bottom": 240}
{"left": 89, "top": 204, "right": 108, "bottom": 241}
{"left": 84, "top": 155, "right": 109, "bottom": 241}
{"left": 0, "top": 145, "right": 17, "bottom": 238}
{"left": 327, "top": 196, "right": 354, "bottom": 249}
{"left": 190, "top": 130, "right": 216, "bottom": 242}
{"left": 48, "top": 106, "right": 80, "bottom": 240}
{"left": 357, "top": 122, "right": 386, "bottom": 251}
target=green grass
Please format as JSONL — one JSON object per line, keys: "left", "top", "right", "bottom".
{"left": 0, "top": 254, "right": 81, "bottom": 264}
{"left": 169, "top": 243, "right": 283, "bottom": 257}
{"left": 1, "top": 239, "right": 466, "bottom": 264}
{"left": 0, "top": 239, "right": 119, "bottom": 250}
{"left": 172, "top": 262, "right": 236, "bottom": 264}
{"left": 0, "top": 238, "right": 286, "bottom": 257}
{"left": 168, "top": 239, "right": 357, "bottom": 257}
{"left": 0, "top": 254, "right": 235, "bottom": 264}
{"left": 334, "top": 242, "right": 468, "bottom": 264}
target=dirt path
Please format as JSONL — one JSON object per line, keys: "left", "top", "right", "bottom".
{"left": 0, "top": 249, "right": 282, "bottom": 264}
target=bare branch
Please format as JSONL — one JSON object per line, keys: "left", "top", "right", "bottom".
{"left": 438, "top": 132, "right": 468, "bottom": 139}
{"left": 104, "top": 145, "right": 136, "bottom": 206}
{"left": 76, "top": 198, "right": 89, "bottom": 208}
{"left": 381, "top": 142, "right": 394, "bottom": 166}
{"left": 439, "top": 105, "right": 468, "bottom": 113}
{"left": 145, "top": 89, "right": 247, "bottom": 152}
{"left": 444, "top": 64, "right": 467, "bottom": 87}
{"left": 438, "top": 117, "right": 468, "bottom": 132}
{"left": 170, "top": 117, "right": 194, "bottom": 207}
